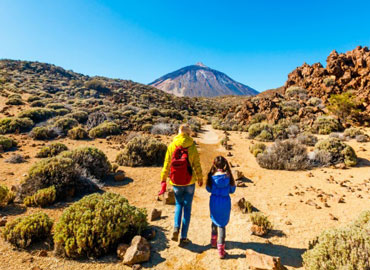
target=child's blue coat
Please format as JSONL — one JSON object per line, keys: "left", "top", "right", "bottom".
{"left": 206, "top": 173, "right": 236, "bottom": 227}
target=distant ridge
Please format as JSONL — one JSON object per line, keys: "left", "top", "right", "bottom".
{"left": 149, "top": 63, "right": 258, "bottom": 97}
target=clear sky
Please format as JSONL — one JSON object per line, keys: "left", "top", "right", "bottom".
{"left": 1, "top": 0, "right": 370, "bottom": 92}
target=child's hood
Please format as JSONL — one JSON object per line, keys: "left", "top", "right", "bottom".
{"left": 212, "top": 173, "right": 230, "bottom": 188}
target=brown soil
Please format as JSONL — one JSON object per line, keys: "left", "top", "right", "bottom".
{"left": 1, "top": 126, "right": 370, "bottom": 270}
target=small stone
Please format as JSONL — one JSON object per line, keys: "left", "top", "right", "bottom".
{"left": 232, "top": 169, "right": 244, "bottom": 180}
{"left": 337, "top": 197, "right": 345, "bottom": 203}
{"left": 123, "top": 236, "right": 150, "bottom": 265}
{"left": 236, "top": 180, "right": 246, "bottom": 187}
{"left": 163, "top": 189, "right": 175, "bottom": 205}
{"left": 38, "top": 250, "right": 48, "bottom": 257}
{"left": 335, "top": 163, "right": 347, "bottom": 169}
{"left": 307, "top": 172, "right": 314, "bottom": 177}
{"left": 245, "top": 249, "right": 285, "bottom": 270}
{"left": 329, "top": 213, "right": 338, "bottom": 221}
{"left": 132, "top": 264, "right": 142, "bottom": 270}
{"left": 250, "top": 225, "right": 269, "bottom": 236}
{"left": 0, "top": 216, "right": 7, "bottom": 226}
{"left": 150, "top": 208, "right": 162, "bottom": 221}
{"left": 227, "top": 152, "right": 233, "bottom": 157}
{"left": 117, "top": 243, "right": 130, "bottom": 260}
{"left": 287, "top": 193, "right": 293, "bottom": 196}
{"left": 114, "top": 170, "right": 125, "bottom": 181}
{"left": 285, "top": 221, "right": 292, "bottom": 225}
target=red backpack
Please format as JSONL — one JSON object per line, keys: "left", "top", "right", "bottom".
{"left": 170, "top": 146, "right": 193, "bottom": 185}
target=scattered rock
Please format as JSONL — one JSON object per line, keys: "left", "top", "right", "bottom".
{"left": 117, "top": 243, "right": 130, "bottom": 260}
{"left": 337, "top": 197, "right": 345, "bottom": 203}
{"left": 132, "top": 264, "right": 142, "bottom": 270}
{"left": 245, "top": 249, "right": 286, "bottom": 270}
{"left": 0, "top": 216, "right": 7, "bottom": 226}
{"left": 329, "top": 213, "right": 338, "bottom": 221}
{"left": 227, "top": 152, "right": 233, "bottom": 157}
{"left": 307, "top": 172, "right": 314, "bottom": 177}
{"left": 236, "top": 180, "right": 246, "bottom": 187}
{"left": 163, "top": 189, "right": 175, "bottom": 205}
{"left": 335, "top": 163, "right": 347, "bottom": 169}
{"left": 150, "top": 208, "right": 162, "bottom": 221}
{"left": 251, "top": 225, "right": 269, "bottom": 237}
{"left": 232, "top": 169, "right": 244, "bottom": 180}
{"left": 38, "top": 250, "right": 48, "bottom": 257}
{"left": 285, "top": 221, "right": 292, "bottom": 225}
{"left": 123, "top": 236, "right": 151, "bottom": 265}
{"left": 114, "top": 170, "right": 126, "bottom": 181}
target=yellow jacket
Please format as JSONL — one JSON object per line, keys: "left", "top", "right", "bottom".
{"left": 161, "top": 133, "right": 202, "bottom": 186}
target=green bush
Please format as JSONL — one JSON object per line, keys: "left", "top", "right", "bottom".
{"left": 314, "top": 137, "right": 357, "bottom": 167}
{"left": 23, "top": 186, "right": 56, "bottom": 207}
{"left": 55, "top": 108, "right": 70, "bottom": 116}
{"left": 0, "top": 117, "right": 34, "bottom": 134}
{"left": 54, "top": 117, "right": 78, "bottom": 133}
{"left": 18, "top": 108, "right": 56, "bottom": 123}
{"left": 30, "top": 100, "right": 45, "bottom": 107}
{"left": 249, "top": 113, "right": 267, "bottom": 125}
{"left": 343, "top": 127, "right": 364, "bottom": 138}
{"left": 66, "top": 111, "right": 88, "bottom": 123}
{"left": 61, "top": 147, "right": 111, "bottom": 179}
{"left": 27, "top": 95, "right": 41, "bottom": 102}
{"left": 0, "top": 184, "right": 9, "bottom": 205}
{"left": 257, "top": 139, "right": 310, "bottom": 170}
{"left": 6, "top": 97, "right": 24, "bottom": 105}
{"left": 84, "top": 79, "right": 108, "bottom": 92}
{"left": 67, "top": 127, "right": 88, "bottom": 140}
{"left": 312, "top": 116, "right": 342, "bottom": 135}
{"left": 256, "top": 129, "right": 274, "bottom": 141}
{"left": 89, "top": 121, "right": 120, "bottom": 138}
{"left": 250, "top": 213, "right": 273, "bottom": 231}
{"left": 36, "top": 143, "right": 68, "bottom": 158}
{"left": 116, "top": 136, "right": 167, "bottom": 167}
{"left": 302, "top": 211, "right": 370, "bottom": 270}
{"left": 327, "top": 91, "right": 362, "bottom": 124}
{"left": 18, "top": 156, "right": 80, "bottom": 200}
{"left": 29, "top": 126, "right": 58, "bottom": 140}
{"left": 46, "top": 103, "right": 67, "bottom": 110}
{"left": 2, "top": 212, "right": 53, "bottom": 248}
{"left": 248, "top": 123, "right": 273, "bottom": 141}
{"left": 285, "top": 86, "right": 307, "bottom": 98}
{"left": 249, "top": 143, "right": 266, "bottom": 157}
{"left": 53, "top": 192, "right": 148, "bottom": 258}
{"left": 0, "top": 135, "right": 17, "bottom": 151}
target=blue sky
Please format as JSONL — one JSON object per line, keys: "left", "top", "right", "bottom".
{"left": 1, "top": 0, "right": 370, "bottom": 92}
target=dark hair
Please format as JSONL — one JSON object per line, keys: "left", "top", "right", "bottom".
{"left": 206, "top": 156, "right": 235, "bottom": 188}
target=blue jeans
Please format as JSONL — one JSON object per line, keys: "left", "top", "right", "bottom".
{"left": 173, "top": 184, "right": 195, "bottom": 239}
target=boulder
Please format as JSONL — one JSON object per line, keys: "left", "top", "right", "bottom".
{"left": 117, "top": 243, "right": 130, "bottom": 260}
{"left": 245, "top": 249, "right": 286, "bottom": 270}
{"left": 150, "top": 208, "right": 162, "bottom": 221}
{"left": 114, "top": 170, "right": 126, "bottom": 181}
{"left": 163, "top": 189, "right": 175, "bottom": 205}
{"left": 123, "top": 236, "right": 150, "bottom": 265}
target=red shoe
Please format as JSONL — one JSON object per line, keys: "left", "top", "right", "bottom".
{"left": 211, "top": 234, "right": 217, "bottom": 248}
{"left": 217, "top": 244, "right": 226, "bottom": 259}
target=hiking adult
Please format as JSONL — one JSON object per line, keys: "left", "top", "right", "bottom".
{"left": 159, "top": 124, "right": 203, "bottom": 246}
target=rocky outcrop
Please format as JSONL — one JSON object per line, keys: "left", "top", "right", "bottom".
{"left": 245, "top": 249, "right": 286, "bottom": 270}
{"left": 123, "top": 236, "right": 150, "bottom": 265}
{"left": 285, "top": 46, "right": 370, "bottom": 122}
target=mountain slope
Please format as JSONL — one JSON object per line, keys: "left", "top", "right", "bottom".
{"left": 149, "top": 62, "right": 258, "bottom": 97}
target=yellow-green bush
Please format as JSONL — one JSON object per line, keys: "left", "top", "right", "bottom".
{"left": 249, "top": 143, "right": 266, "bottom": 157}
{"left": 0, "top": 117, "right": 34, "bottom": 134}
{"left": 67, "top": 127, "right": 88, "bottom": 140}
{"left": 250, "top": 213, "right": 273, "bottom": 231}
{"left": 24, "top": 186, "right": 56, "bottom": 207}
{"left": 88, "top": 121, "right": 120, "bottom": 138}
{"left": 2, "top": 212, "right": 53, "bottom": 248}
{"left": 248, "top": 123, "right": 274, "bottom": 141}
{"left": 303, "top": 210, "right": 370, "bottom": 270}
{"left": 18, "top": 108, "right": 56, "bottom": 123}
{"left": 18, "top": 156, "right": 79, "bottom": 200}
{"left": 343, "top": 127, "right": 364, "bottom": 138}
{"left": 6, "top": 97, "right": 24, "bottom": 105}
{"left": 0, "top": 135, "right": 17, "bottom": 151}
{"left": 314, "top": 137, "right": 357, "bottom": 166}
{"left": 29, "top": 126, "right": 57, "bottom": 140}
{"left": 116, "top": 136, "right": 167, "bottom": 167}
{"left": 54, "top": 117, "right": 78, "bottom": 133}
{"left": 36, "top": 143, "right": 68, "bottom": 158}
{"left": 312, "top": 116, "right": 342, "bottom": 135}
{"left": 0, "top": 184, "right": 9, "bottom": 205}
{"left": 53, "top": 192, "right": 148, "bottom": 258}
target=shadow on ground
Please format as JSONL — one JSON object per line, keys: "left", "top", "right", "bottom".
{"left": 227, "top": 241, "right": 305, "bottom": 267}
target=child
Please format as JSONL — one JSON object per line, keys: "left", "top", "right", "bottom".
{"left": 206, "top": 156, "right": 236, "bottom": 259}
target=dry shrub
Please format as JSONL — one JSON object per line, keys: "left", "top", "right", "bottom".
{"left": 89, "top": 121, "right": 120, "bottom": 138}
{"left": 256, "top": 139, "right": 310, "bottom": 170}
{"left": 23, "top": 186, "right": 56, "bottom": 207}
{"left": 116, "top": 136, "right": 166, "bottom": 167}
{"left": 312, "top": 116, "right": 342, "bottom": 135}
{"left": 36, "top": 143, "right": 68, "bottom": 158}
{"left": 0, "top": 135, "right": 17, "bottom": 151}
{"left": 0, "top": 117, "right": 34, "bottom": 134}
{"left": 249, "top": 143, "right": 266, "bottom": 157}
{"left": 29, "top": 126, "right": 59, "bottom": 140}
{"left": 5, "top": 154, "right": 25, "bottom": 164}
{"left": 67, "top": 127, "right": 88, "bottom": 140}
{"left": 297, "top": 132, "right": 318, "bottom": 146}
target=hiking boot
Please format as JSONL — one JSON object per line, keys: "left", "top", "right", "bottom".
{"left": 217, "top": 244, "right": 226, "bottom": 259}
{"left": 171, "top": 229, "right": 179, "bottom": 241}
{"left": 179, "top": 238, "right": 191, "bottom": 247}
{"left": 211, "top": 234, "right": 217, "bottom": 248}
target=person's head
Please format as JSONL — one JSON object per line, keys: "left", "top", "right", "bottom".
{"left": 179, "top": 124, "right": 191, "bottom": 136}
{"left": 206, "top": 156, "right": 235, "bottom": 187}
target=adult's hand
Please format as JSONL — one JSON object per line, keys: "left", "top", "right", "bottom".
{"left": 158, "top": 180, "right": 167, "bottom": 196}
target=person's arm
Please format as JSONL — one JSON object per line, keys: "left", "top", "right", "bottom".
{"left": 206, "top": 184, "right": 212, "bottom": 193}
{"left": 160, "top": 143, "right": 173, "bottom": 182}
{"left": 190, "top": 143, "right": 203, "bottom": 185}
{"left": 229, "top": 184, "right": 236, "bottom": 194}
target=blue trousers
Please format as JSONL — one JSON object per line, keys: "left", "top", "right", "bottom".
{"left": 173, "top": 184, "right": 195, "bottom": 239}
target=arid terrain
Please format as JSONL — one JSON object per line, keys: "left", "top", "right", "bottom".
{"left": 1, "top": 119, "right": 369, "bottom": 270}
